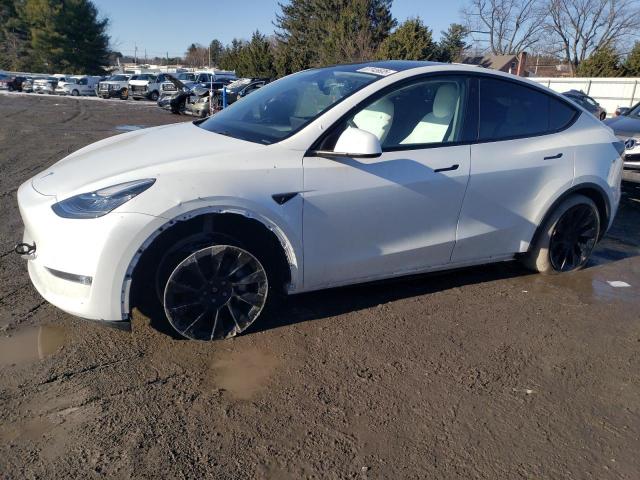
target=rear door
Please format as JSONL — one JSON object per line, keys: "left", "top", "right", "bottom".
{"left": 452, "top": 77, "right": 578, "bottom": 262}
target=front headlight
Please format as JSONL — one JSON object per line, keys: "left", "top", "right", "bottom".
{"left": 51, "top": 179, "right": 155, "bottom": 219}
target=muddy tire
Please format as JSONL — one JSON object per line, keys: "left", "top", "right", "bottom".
{"left": 522, "top": 194, "right": 600, "bottom": 274}
{"left": 119, "top": 89, "right": 128, "bottom": 100}
{"left": 135, "top": 230, "right": 282, "bottom": 341}
{"left": 150, "top": 91, "right": 159, "bottom": 102}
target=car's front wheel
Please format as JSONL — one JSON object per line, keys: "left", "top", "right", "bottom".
{"left": 162, "top": 245, "right": 269, "bottom": 340}
{"left": 523, "top": 194, "right": 600, "bottom": 274}
{"left": 71, "top": 89, "right": 79, "bottom": 96}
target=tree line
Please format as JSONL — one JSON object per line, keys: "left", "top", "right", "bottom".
{"left": 185, "top": 2, "right": 469, "bottom": 79}
{"left": 1, "top": 0, "right": 639, "bottom": 78}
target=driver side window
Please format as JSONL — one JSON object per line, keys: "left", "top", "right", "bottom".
{"left": 327, "top": 76, "right": 469, "bottom": 150}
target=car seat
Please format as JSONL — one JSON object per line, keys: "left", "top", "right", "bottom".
{"left": 352, "top": 97, "right": 395, "bottom": 144}
{"left": 400, "top": 84, "right": 459, "bottom": 144}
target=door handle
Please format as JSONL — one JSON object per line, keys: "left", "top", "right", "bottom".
{"left": 434, "top": 164, "right": 459, "bottom": 173}
{"left": 544, "top": 153, "right": 563, "bottom": 160}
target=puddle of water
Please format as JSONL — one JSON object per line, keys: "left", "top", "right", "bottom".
{"left": 210, "top": 348, "right": 279, "bottom": 400}
{"left": 114, "top": 124, "right": 146, "bottom": 132}
{"left": 0, "top": 325, "right": 66, "bottom": 366}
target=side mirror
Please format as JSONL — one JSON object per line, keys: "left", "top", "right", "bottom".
{"left": 616, "top": 107, "right": 630, "bottom": 116}
{"left": 313, "top": 127, "right": 382, "bottom": 159}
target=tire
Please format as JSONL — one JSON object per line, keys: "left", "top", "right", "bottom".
{"left": 71, "top": 89, "right": 79, "bottom": 96}
{"left": 599, "top": 112, "right": 606, "bottom": 121}
{"left": 149, "top": 91, "right": 159, "bottom": 102}
{"left": 133, "top": 97, "right": 140, "bottom": 101}
{"left": 522, "top": 194, "right": 600, "bottom": 274}
{"left": 120, "top": 88, "right": 128, "bottom": 100}
{"left": 136, "top": 231, "right": 282, "bottom": 341}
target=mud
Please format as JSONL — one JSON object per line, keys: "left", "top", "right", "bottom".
{"left": 1, "top": 94, "right": 639, "bottom": 479}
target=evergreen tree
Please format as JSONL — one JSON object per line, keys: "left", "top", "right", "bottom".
{"left": 576, "top": 45, "right": 623, "bottom": 77}
{"left": 237, "top": 31, "right": 277, "bottom": 78}
{"left": 274, "top": 0, "right": 395, "bottom": 75}
{"left": 209, "top": 39, "right": 224, "bottom": 67}
{"left": 624, "top": 42, "right": 640, "bottom": 76}
{"left": 438, "top": 23, "right": 469, "bottom": 63}
{"left": 0, "top": 0, "right": 30, "bottom": 70}
{"left": 376, "top": 17, "right": 437, "bottom": 61}
{"left": 219, "top": 38, "right": 246, "bottom": 72}
{"left": 20, "top": 0, "right": 110, "bottom": 74}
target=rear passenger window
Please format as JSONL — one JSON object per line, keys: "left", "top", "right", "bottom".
{"left": 549, "top": 96, "right": 576, "bottom": 131}
{"left": 479, "top": 78, "right": 575, "bottom": 141}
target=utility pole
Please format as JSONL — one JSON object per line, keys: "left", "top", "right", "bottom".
{"left": 208, "top": 46, "right": 211, "bottom": 68}
{"left": 166, "top": 51, "right": 169, "bottom": 66}
{"left": 134, "top": 44, "right": 138, "bottom": 64}
{"left": 144, "top": 49, "right": 147, "bottom": 64}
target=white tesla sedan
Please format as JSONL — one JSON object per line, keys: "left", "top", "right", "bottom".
{"left": 16, "top": 61, "right": 624, "bottom": 340}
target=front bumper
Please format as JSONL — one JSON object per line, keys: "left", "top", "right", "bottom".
{"left": 17, "top": 181, "right": 166, "bottom": 321}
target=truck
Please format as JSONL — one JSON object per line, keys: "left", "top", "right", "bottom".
{"left": 128, "top": 73, "right": 173, "bottom": 101}
{"left": 97, "top": 74, "right": 131, "bottom": 100}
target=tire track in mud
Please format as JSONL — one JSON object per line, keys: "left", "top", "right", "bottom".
{"left": 60, "top": 100, "right": 85, "bottom": 124}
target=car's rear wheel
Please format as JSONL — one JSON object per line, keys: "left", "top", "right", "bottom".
{"left": 599, "top": 112, "right": 606, "bottom": 121}
{"left": 163, "top": 245, "right": 269, "bottom": 340}
{"left": 150, "top": 91, "right": 159, "bottom": 101}
{"left": 523, "top": 194, "right": 600, "bottom": 274}
{"left": 120, "top": 88, "right": 128, "bottom": 100}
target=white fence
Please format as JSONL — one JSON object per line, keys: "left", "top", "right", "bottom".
{"left": 532, "top": 77, "right": 640, "bottom": 117}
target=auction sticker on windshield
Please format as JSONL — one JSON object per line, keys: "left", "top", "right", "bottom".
{"left": 356, "top": 66, "right": 397, "bottom": 76}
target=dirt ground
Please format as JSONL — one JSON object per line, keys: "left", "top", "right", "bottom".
{"left": 1, "top": 93, "right": 639, "bottom": 479}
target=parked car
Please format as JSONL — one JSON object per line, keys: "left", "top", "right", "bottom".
{"left": 21, "top": 76, "right": 35, "bottom": 93}
{"left": 157, "top": 74, "right": 199, "bottom": 114}
{"left": 215, "top": 77, "right": 271, "bottom": 107}
{"left": 55, "top": 76, "right": 101, "bottom": 96}
{"left": 615, "top": 103, "right": 638, "bottom": 117}
{"left": 0, "top": 73, "right": 26, "bottom": 91}
{"left": 129, "top": 73, "right": 172, "bottom": 101}
{"left": 98, "top": 74, "right": 131, "bottom": 99}
{"left": 15, "top": 61, "right": 624, "bottom": 341}
{"left": 193, "top": 71, "right": 237, "bottom": 84}
{"left": 562, "top": 90, "right": 607, "bottom": 120}
{"left": 33, "top": 77, "right": 59, "bottom": 94}
{"left": 604, "top": 102, "right": 640, "bottom": 171}
{"left": 184, "top": 80, "right": 235, "bottom": 117}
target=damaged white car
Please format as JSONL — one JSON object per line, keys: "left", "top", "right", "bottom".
{"left": 16, "top": 61, "right": 624, "bottom": 340}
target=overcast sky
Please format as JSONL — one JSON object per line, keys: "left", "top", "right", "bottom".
{"left": 93, "top": 0, "right": 467, "bottom": 59}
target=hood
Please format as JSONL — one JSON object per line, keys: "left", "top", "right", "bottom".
{"left": 31, "top": 122, "right": 260, "bottom": 196}
{"left": 164, "top": 73, "right": 187, "bottom": 90}
{"left": 604, "top": 115, "right": 640, "bottom": 138}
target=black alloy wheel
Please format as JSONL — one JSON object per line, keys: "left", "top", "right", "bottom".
{"left": 548, "top": 204, "right": 599, "bottom": 272}
{"left": 163, "top": 245, "right": 268, "bottom": 341}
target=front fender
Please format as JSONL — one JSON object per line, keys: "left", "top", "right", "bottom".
{"left": 119, "top": 197, "right": 303, "bottom": 319}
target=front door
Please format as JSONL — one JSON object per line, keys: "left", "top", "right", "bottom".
{"left": 302, "top": 75, "right": 475, "bottom": 290}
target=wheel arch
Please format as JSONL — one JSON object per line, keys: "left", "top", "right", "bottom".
{"left": 121, "top": 207, "right": 300, "bottom": 319}
{"left": 528, "top": 182, "right": 611, "bottom": 253}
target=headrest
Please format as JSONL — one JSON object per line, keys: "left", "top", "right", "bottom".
{"left": 433, "top": 84, "right": 458, "bottom": 119}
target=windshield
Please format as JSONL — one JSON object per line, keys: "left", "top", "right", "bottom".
{"left": 627, "top": 103, "right": 640, "bottom": 117}
{"left": 111, "top": 75, "right": 128, "bottom": 81}
{"left": 198, "top": 66, "right": 382, "bottom": 144}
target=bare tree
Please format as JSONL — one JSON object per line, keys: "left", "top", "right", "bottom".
{"left": 545, "top": 0, "right": 640, "bottom": 74}
{"left": 463, "top": 0, "right": 546, "bottom": 54}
